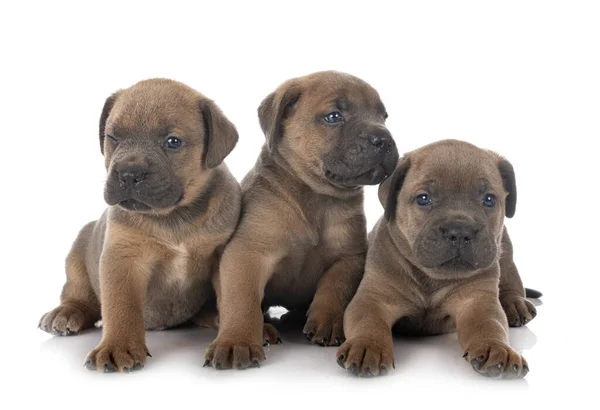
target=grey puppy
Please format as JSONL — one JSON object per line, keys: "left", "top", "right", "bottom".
{"left": 338, "top": 139, "right": 540, "bottom": 379}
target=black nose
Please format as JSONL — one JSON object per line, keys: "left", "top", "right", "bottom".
{"left": 118, "top": 166, "right": 147, "bottom": 189}
{"left": 439, "top": 221, "right": 479, "bottom": 247}
{"left": 368, "top": 132, "right": 393, "bottom": 151}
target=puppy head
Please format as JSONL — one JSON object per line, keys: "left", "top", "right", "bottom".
{"left": 99, "top": 78, "right": 238, "bottom": 213}
{"left": 379, "top": 139, "right": 516, "bottom": 279}
{"left": 258, "top": 71, "right": 398, "bottom": 193}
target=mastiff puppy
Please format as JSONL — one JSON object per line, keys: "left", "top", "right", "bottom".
{"left": 38, "top": 78, "right": 241, "bottom": 372}
{"left": 204, "top": 71, "right": 399, "bottom": 369}
{"left": 337, "top": 139, "right": 540, "bottom": 379}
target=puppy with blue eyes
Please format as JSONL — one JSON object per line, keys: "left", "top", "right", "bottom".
{"left": 38, "top": 78, "right": 241, "bottom": 372}
{"left": 337, "top": 139, "right": 540, "bottom": 379}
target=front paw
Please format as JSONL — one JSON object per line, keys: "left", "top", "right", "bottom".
{"left": 85, "top": 340, "right": 150, "bottom": 373}
{"left": 464, "top": 340, "right": 528, "bottom": 379}
{"left": 39, "top": 304, "right": 91, "bottom": 336}
{"left": 336, "top": 338, "right": 394, "bottom": 377}
{"left": 500, "top": 294, "right": 537, "bottom": 327}
{"left": 302, "top": 311, "right": 344, "bottom": 346}
{"left": 204, "top": 339, "right": 265, "bottom": 370}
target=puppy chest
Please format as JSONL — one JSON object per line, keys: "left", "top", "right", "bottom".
{"left": 394, "top": 308, "right": 457, "bottom": 336}
{"left": 161, "top": 243, "right": 212, "bottom": 282}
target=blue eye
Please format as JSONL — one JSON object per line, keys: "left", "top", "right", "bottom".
{"left": 324, "top": 112, "right": 344, "bottom": 123}
{"left": 483, "top": 194, "right": 496, "bottom": 207}
{"left": 416, "top": 194, "right": 432, "bottom": 206}
{"left": 165, "top": 137, "right": 183, "bottom": 150}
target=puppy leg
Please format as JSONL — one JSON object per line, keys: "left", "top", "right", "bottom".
{"left": 204, "top": 241, "right": 277, "bottom": 370}
{"left": 336, "top": 275, "right": 405, "bottom": 377}
{"left": 85, "top": 231, "right": 152, "bottom": 373}
{"left": 498, "top": 228, "right": 537, "bottom": 327}
{"left": 192, "top": 307, "right": 281, "bottom": 346}
{"left": 454, "top": 287, "right": 529, "bottom": 379}
{"left": 39, "top": 222, "right": 100, "bottom": 336}
{"left": 303, "top": 255, "right": 364, "bottom": 346}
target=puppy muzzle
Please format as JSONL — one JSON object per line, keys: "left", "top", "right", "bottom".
{"left": 324, "top": 130, "right": 399, "bottom": 187}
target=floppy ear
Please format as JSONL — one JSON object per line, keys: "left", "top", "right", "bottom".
{"left": 99, "top": 92, "right": 119, "bottom": 155}
{"left": 498, "top": 158, "right": 517, "bottom": 218}
{"left": 379, "top": 156, "right": 411, "bottom": 221}
{"left": 200, "top": 99, "right": 239, "bottom": 169}
{"left": 258, "top": 87, "right": 301, "bottom": 151}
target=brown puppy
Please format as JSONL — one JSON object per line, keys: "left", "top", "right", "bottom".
{"left": 338, "top": 139, "right": 537, "bottom": 379}
{"left": 204, "top": 71, "right": 399, "bottom": 369}
{"left": 38, "top": 79, "right": 241, "bottom": 372}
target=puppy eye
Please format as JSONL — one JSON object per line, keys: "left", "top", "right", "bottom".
{"left": 165, "top": 136, "right": 183, "bottom": 150}
{"left": 483, "top": 194, "right": 496, "bottom": 207}
{"left": 106, "top": 135, "right": 118, "bottom": 145}
{"left": 324, "top": 112, "right": 344, "bottom": 124}
{"left": 416, "top": 194, "right": 432, "bottom": 206}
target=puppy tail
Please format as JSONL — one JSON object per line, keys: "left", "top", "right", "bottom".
{"left": 525, "top": 288, "right": 543, "bottom": 299}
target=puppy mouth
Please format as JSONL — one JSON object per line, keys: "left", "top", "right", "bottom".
{"left": 118, "top": 199, "right": 153, "bottom": 212}
{"left": 438, "top": 256, "right": 477, "bottom": 272}
{"left": 117, "top": 194, "right": 184, "bottom": 212}
{"left": 325, "top": 164, "right": 391, "bottom": 188}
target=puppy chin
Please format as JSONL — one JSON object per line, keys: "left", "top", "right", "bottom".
{"left": 417, "top": 255, "right": 497, "bottom": 280}
{"left": 117, "top": 199, "right": 153, "bottom": 212}
{"left": 105, "top": 194, "right": 184, "bottom": 213}
{"left": 326, "top": 163, "right": 393, "bottom": 188}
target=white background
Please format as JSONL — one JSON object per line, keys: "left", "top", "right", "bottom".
{"left": 1, "top": 1, "right": 598, "bottom": 408}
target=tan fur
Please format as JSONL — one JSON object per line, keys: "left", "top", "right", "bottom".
{"left": 39, "top": 79, "right": 241, "bottom": 372}
{"left": 204, "top": 71, "right": 398, "bottom": 369}
{"left": 338, "top": 139, "right": 535, "bottom": 379}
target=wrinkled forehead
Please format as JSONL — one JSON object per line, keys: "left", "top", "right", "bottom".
{"left": 407, "top": 146, "right": 505, "bottom": 194}
{"left": 106, "top": 86, "right": 200, "bottom": 136}
{"left": 297, "top": 75, "right": 385, "bottom": 113}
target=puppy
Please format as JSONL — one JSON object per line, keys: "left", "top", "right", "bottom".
{"left": 337, "top": 139, "right": 538, "bottom": 379}
{"left": 204, "top": 71, "right": 399, "bottom": 369}
{"left": 38, "top": 78, "right": 241, "bottom": 372}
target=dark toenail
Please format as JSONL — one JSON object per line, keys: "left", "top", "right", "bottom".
{"left": 380, "top": 365, "right": 388, "bottom": 375}
{"left": 215, "top": 362, "right": 222, "bottom": 370}
{"left": 124, "top": 367, "right": 130, "bottom": 373}
{"left": 133, "top": 363, "right": 144, "bottom": 370}
{"left": 276, "top": 337, "right": 282, "bottom": 344}
{"left": 471, "top": 357, "right": 484, "bottom": 370}
{"left": 487, "top": 363, "right": 502, "bottom": 377}
{"left": 336, "top": 355, "right": 345, "bottom": 368}
{"left": 84, "top": 360, "right": 94, "bottom": 370}
{"left": 251, "top": 359, "right": 260, "bottom": 368}
{"left": 363, "top": 367, "right": 372, "bottom": 377}
{"left": 147, "top": 352, "right": 152, "bottom": 358}
{"left": 203, "top": 359, "right": 211, "bottom": 368}
{"left": 462, "top": 352, "right": 468, "bottom": 360}
{"left": 103, "top": 364, "right": 116, "bottom": 373}
{"left": 522, "top": 364, "right": 529, "bottom": 376}
{"left": 349, "top": 363, "right": 358, "bottom": 375}
{"left": 512, "top": 364, "right": 519, "bottom": 372}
